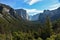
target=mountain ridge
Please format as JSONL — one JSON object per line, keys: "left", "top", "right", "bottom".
{"left": 30, "top": 7, "right": 60, "bottom": 22}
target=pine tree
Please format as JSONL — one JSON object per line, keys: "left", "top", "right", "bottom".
{"left": 45, "top": 16, "right": 53, "bottom": 35}
{"left": 41, "top": 16, "right": 53, "bottom": 40}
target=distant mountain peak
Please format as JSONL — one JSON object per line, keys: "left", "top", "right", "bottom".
{"left": 30, "top": 7, "right": 60, "bottom": 22}
{"left": 15, "top": 9, "right": 28, "bottom": 20}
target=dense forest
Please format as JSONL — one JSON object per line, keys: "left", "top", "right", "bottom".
{"left": 0, "top": 3, "right": 60, "bottom": 40}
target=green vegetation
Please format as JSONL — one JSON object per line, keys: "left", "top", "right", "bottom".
{"left": 0, "top": 15, "right": 60, "bottom": 40}
{"left": 0, "top": 4, "right": 60, "bottom": 40}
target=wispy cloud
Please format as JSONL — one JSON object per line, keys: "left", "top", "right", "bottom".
{"left": 48, "top": 3, "right": 60, "bottom": 10}
{"left": 24, "top": 0, "right": 42, "bottom": 5}
{"left": 24, "top": 8, "right": 43, "bottom": 15}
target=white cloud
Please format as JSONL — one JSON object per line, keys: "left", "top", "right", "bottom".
{"left": 24, "top": 0, "right": 42, "bottom": 5}
{"left": 24, "top": 8, "right": 43, "bottom": 15}
{"left": 48, "top": 3, "right": 60, "bottom": 10}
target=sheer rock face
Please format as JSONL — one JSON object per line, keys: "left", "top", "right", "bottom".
{"left": 0, "top": 3, "right": 12, "bottom": 15}
{"left": 30, "top": 14, "right": 39, "bottom": 21}
{"left": 29, "top": 7, "right": 60, "bottom": 21}
{"left": 0, "top": 3, "right": 23, "bottom": 21}
{"left": 38, "top": 7, "right": 60, "bottom": 22}
{"left": 15, "top": 9, "right": 28, "bottom": 20}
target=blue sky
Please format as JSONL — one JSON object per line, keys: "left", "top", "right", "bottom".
{"left": 0, "top": 0, "right": 60, "bottom": 15}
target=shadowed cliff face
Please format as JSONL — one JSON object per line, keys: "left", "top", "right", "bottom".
{"left": 38, "top": 7, "right": 60, "bottom": 23}
{"left": 0, "top": 3, "right": 28, "bottom": 22}
{"left": 0, "top": 3, "right": 23, "bottom": 20}
{"left": 0, "top": 6, "right": 3, "bottom": 14}
{"left": 15, "top": 9, "right": 28, "bottom": 20}
{"left": 0, "top": 3, "right": 60, "bottom": 23}
{"left": 29, "top": 7, "right": 60, "bottom": 22}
